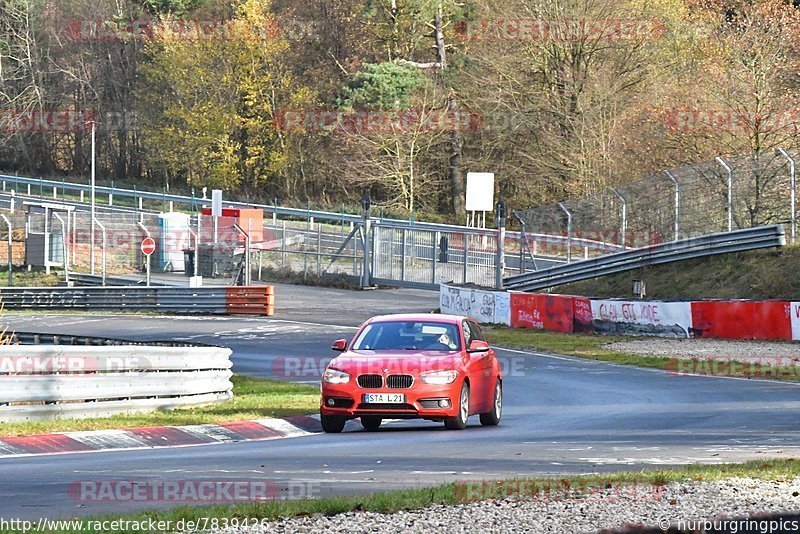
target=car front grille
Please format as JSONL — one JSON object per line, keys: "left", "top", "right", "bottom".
{"left": 386, "top": 374, "right": 414, "bottom": 389}
{"left": 357, "top": 374, "right": 383, "bottom": 389}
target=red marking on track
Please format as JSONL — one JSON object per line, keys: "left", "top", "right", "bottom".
{"left": 1, "top": 434, "right": 95, "bottom": 454}
{"left": 127, "top": 426, "right": 213, "bottom": 447}
{"left": 218, "top": 421, "right": 283, "bottom": 440}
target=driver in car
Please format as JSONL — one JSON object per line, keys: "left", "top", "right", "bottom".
{"left": 437, "top": 332, "right": 458, "bottom": 350}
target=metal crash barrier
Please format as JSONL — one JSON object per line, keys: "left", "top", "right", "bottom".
{"left": 0, "top": 343, "right": 234, "bottom": 421}
{"left": 0, "top": 285, "right": 275, "bottom": 316}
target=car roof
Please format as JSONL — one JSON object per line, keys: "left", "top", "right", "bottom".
{"left": 367, "top": 313, "right": 465, "bottom": 325}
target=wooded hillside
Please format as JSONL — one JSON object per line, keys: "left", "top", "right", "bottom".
{"left": 2, "top": 0, "right": 799, "bottom": 220}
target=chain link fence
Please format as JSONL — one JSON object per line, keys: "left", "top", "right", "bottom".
{"left": 514, "top": 149, "right": 800, "bottom": 258}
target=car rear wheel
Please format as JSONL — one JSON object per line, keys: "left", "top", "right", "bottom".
{"left": 480, "top": 380, "right": 502, "bottom": 426}
{"left": 444, "top": 382, "right": 469, "bottom": 430}
{"left": 360, "top": 416, "right": 382, "bottom": 431}
{"left": 321, "top": 414, "right": 346, "bottom": 433}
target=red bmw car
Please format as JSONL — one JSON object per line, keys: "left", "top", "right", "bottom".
{"left": 320, "top": 313, "right": 503, "bottom": 433}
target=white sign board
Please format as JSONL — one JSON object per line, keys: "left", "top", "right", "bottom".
{"left": 465, "top": 172, "right": 495, "bottom": 212}
{"left": 211, "top": 189, "right": 223, "bottom": 217}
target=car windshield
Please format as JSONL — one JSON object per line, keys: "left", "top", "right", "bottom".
{"left": 351, "top": 321, "right": 461, "bottom": 351}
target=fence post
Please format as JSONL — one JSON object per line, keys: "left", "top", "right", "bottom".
{"left": 304, "top": 203, "right": 310, "bottom": 278}
{"left": 777, "top": 148, "right": 796, "bottom": 243}
{"left": 195, "top": 214, "right": 201, "bottom": 277}
{"left": 400, "top": 228, "right": 407, "bottom": 282}
{"left": 94, "top": 218, "right": 107, "bottom": 286}
{"left": 317, "top": 224, "right": 322, "bottom": 275}
{"left": 233, "top": 223, "right": 251, "bottom": 286}
{"left": 432, "top": 230, "right": 439, "bottom": 285}
{"left": 664, "top": 171, "right": 680, "bottom": 241}
{"left": 495, "top": 201, "right": 506, "bottom": 289}
{"left": 558, "top": 202, "right": 572, "bottom": 263}
{"left": 462, "top": 233, "right": 469, "bottom": 284}
{"left": 716, "top": 156, "right": 733, "bottom": 232}
{"left": 53, "top": 213, "right": 69, "bottom": 283}
{"left": 1, "top": 214, "right": 12, "bottom": 286}
{"left": 361, "top": 218, "right": 372, "bottom": 287}
{"left": 611, "top": 188, "right": 627, "bottom": 249}
{"left": 281, "top": 221, "right": 286, "bottom": 269}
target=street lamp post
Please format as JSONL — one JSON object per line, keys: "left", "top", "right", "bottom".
{"left": 90, "top": 120, "right": 96, "bottom": 274}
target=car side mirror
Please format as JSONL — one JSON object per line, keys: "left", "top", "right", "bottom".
{"left": 467, "top": 340, "right": 489, "bottom": 353}
{"left": 331, "top": 339, "right": 348, "bottom": 352}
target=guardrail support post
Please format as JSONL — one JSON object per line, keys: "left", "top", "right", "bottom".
{"left": 665, "top": 171, "right": 680, "bottom": 241}
{"left": 611, "top": 188, "right": 627, "bottom": 249}
{"left": 716, "top": 156, "right": 733, "bottom": 232}
{"left": 1, "top": 214, "right": 12, "bottom": 286}
{"left": 777, "top": 148, "right": 796, "bottom": 243}
{"left": 558, "top": 202, "right": 572, "bottom": 263}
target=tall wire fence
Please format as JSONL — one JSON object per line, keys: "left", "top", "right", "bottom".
{"left": 514, "top": 149, "right": 799, "bottom": 259}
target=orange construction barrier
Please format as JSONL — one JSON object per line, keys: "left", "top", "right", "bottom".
{"left": 226, "top": 286, "right": 275, "bottom": 316}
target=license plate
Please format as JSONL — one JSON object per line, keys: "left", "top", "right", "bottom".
{"left": 363, "top": 393, "right": 405, "bottom": 404}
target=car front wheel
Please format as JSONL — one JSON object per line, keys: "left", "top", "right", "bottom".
{"left": 480, "top": 379, "right": 502, "bottom": 426}
{"left": 361, "top": 416, "right": 382, "bottom": 432}
{"left": 321, "top": 414, "right": 346, "bottom": 433}
{"left": 445, "top": 382, "right": 469, "bottom": 430}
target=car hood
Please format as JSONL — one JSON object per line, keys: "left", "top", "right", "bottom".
{"left": 329, "top": 351, "right": 462, "bottom": 375}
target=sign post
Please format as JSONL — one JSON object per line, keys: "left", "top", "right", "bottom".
{"left": 141, "top": 236, "right": 156, "bottom": 287}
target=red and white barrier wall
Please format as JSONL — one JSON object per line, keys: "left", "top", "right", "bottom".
{"left": 440, "top": 284, "right": 800, "bottom": 341}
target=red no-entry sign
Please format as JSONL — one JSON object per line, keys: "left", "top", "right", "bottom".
{"left": 141, "top": 237, "right": 156, "bottom": 256}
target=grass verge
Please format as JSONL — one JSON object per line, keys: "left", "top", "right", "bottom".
{"left": 0, "top": 376, "right": 319, "bottom": 437}
{"left": 483, "top": 325, "right": 800, "bottom": 381}
{"left": 4, "top": 458, "right": 800, "bottom": 533}
{"left": 483, "top": 326, "right": 671, "bottom": 369}
{"left": 0, "top": 269, "right": 60, "bottom": 287}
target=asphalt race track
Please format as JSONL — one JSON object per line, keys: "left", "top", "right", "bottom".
{"left": 1, "top": 284, "right": 800, "bottom": 520}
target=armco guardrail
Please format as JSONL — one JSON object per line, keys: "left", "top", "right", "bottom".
{"left": 504, "top": 225, "right": 786, "bottom": 292}
{"left": 0, "top": 344, "right": 233, "bottom": 421}
{"left": 0, "top": 285, "right": 275, "bottom": 315}
{"left": 8, "top": 331, "right": 205, "bottom": 346}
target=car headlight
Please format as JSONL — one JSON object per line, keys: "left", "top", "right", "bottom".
{"left": 322, "top": 368, "right": 351, "bottom": 384}
{"left": 420, "top": 370, "right": 459, "bottom": 385}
